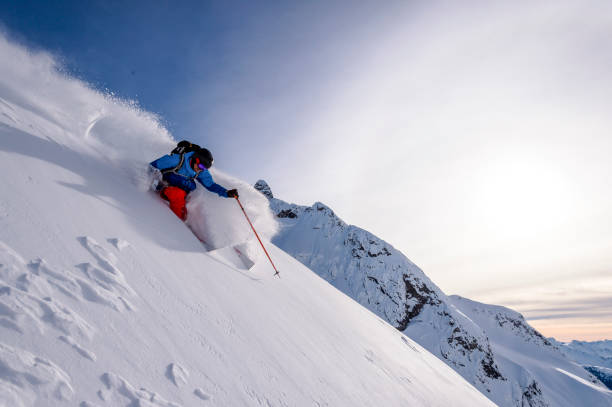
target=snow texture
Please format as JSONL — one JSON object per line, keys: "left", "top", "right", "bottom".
{"left": 107, "top": 238, "right": 130, "bottom": 251}
{"left": 193, "top": 388, "right": 211, "bottom": 401}
{"left": 166, "top": 363, "right": 189, "bottom": 387}
{"left": 0, "top": 32, "right": 494, "bottom": 406}
{"left": 0, "top": 343, "right": 73, "bottom": 406}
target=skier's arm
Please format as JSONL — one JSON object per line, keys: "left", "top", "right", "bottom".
{"left": 196, "top": 171, "right": 230, "bottom": 198}
{"left": 150, "top": 154, "right": 181, "bottom": 171}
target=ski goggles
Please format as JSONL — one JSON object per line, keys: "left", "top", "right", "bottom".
{"left": 195, "top": 157, "right": 213, "bottom": 170}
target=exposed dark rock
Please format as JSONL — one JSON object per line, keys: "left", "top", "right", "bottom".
{"left": 521, "top": 381, "right": 547, "bottom": 407}
{"left": 254, "top": 179, "right": 274, "bottom": 199}
{"left": 367, "top": 247, "right": 391, "bottom": 257}
{"left": 448, "top": 327, "right": 480, "bottom": 354}
{"left": 345, "top": 234, "right": 392, "bottom": 259}
{"left": 495, "top": 314, "right": 552, "bottom": 347}
{"left": 396, "top": 275, "right": 441, "bottom": 330}
{"left": 481, "top": 351, "right": 505, "bottom": 380}
{"left": 367, "top": 276, "right": 399, "bottom": 306}
{"left": 277, "top": 209, "right": 297, "bottom": 219}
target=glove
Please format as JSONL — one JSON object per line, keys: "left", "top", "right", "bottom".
{"left": 148, "top": 166, "right": 164, "bottom": 191}
{"left": 227, "top": 189, "right": 239, "bottom": 198}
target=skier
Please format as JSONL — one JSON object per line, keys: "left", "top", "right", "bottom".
{"left": 150, "top": 144, "right": 238, "bottom": 220}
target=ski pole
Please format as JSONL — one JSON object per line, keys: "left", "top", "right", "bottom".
{"left": 234, "top": 196, "right": 280, "bottom": 277}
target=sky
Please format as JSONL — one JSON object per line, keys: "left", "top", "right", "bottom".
{"left": 1, "top": 0, "right": 611, "bottom": 341}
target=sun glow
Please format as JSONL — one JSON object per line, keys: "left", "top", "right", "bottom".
{"left": 471, "top": 155, "right": 574, "bottom": 242}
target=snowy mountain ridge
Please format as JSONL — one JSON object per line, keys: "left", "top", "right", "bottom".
{"left": 448, "top": 296, "right": 553, "bottom": 348}
{"left": 255, "top": 179, "right": 612, "bottom": 407}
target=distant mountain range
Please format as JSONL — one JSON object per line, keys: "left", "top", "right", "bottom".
{"left": 550, "top": 339, "right": 612, "bottom": 369}
{"left": 549, "top": 339, "right": 612, "bottom": 391}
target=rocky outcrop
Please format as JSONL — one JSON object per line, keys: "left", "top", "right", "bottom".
{"left": 254, "top": 179, "right": 274, "bottom": 199}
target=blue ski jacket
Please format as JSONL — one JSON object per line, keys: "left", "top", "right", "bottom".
{"left": 150, "top": 152, "right": 229, "bottom": 197}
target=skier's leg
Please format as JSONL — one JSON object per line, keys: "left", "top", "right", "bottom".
{"left": 161, "top": 186, "right": 187, "bottom": 220}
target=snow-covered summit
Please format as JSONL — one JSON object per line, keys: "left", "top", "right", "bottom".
{"left": 258, "top": 180, "right": 612, "bottom": 407}
{"left": 0, "top": 33, "right": 496, "bottom": 407}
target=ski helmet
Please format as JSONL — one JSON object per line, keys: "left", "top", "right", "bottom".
{"left": 191, "top": 148, "right": 214, "bottom": 169}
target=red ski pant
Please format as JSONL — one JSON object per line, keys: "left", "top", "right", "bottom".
{"left": 161, "top": 186, "right": 187, "bottom": 220}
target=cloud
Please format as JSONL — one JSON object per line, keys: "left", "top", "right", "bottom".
{"left": 528, "top": 312, "right": 612, "bottom": 321}
{"left": 466, "top": 269, "right": 612, "bottom": 339}
{"left": 0, "top": 32, "right": 173, "bottom": 166}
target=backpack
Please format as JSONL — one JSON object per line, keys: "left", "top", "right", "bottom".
{"left": 171, "top": 140, "right": 201, "bottom": 155}
{"left": 161, "top": 140, "right": 201, "bottom": 177}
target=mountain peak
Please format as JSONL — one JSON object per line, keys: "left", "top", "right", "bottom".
{"left": 254, "top": 179, "right": 273, "bottom": 199}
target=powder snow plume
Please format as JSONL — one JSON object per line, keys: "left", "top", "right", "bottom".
{"left": 187, "top": 169, "right": 278, "bottom": 253}
{"left": 0, "top": 32, "right": 277, "bottom": 250}
{"left": 0, "top": 34, "right": 173, "bottom": 165}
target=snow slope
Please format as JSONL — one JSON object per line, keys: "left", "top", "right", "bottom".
{"left": 0, "top": 34, "right": 495, "bottom": 406}
{"left": 257, "top": 180, "right": 612, "bottom": 407}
